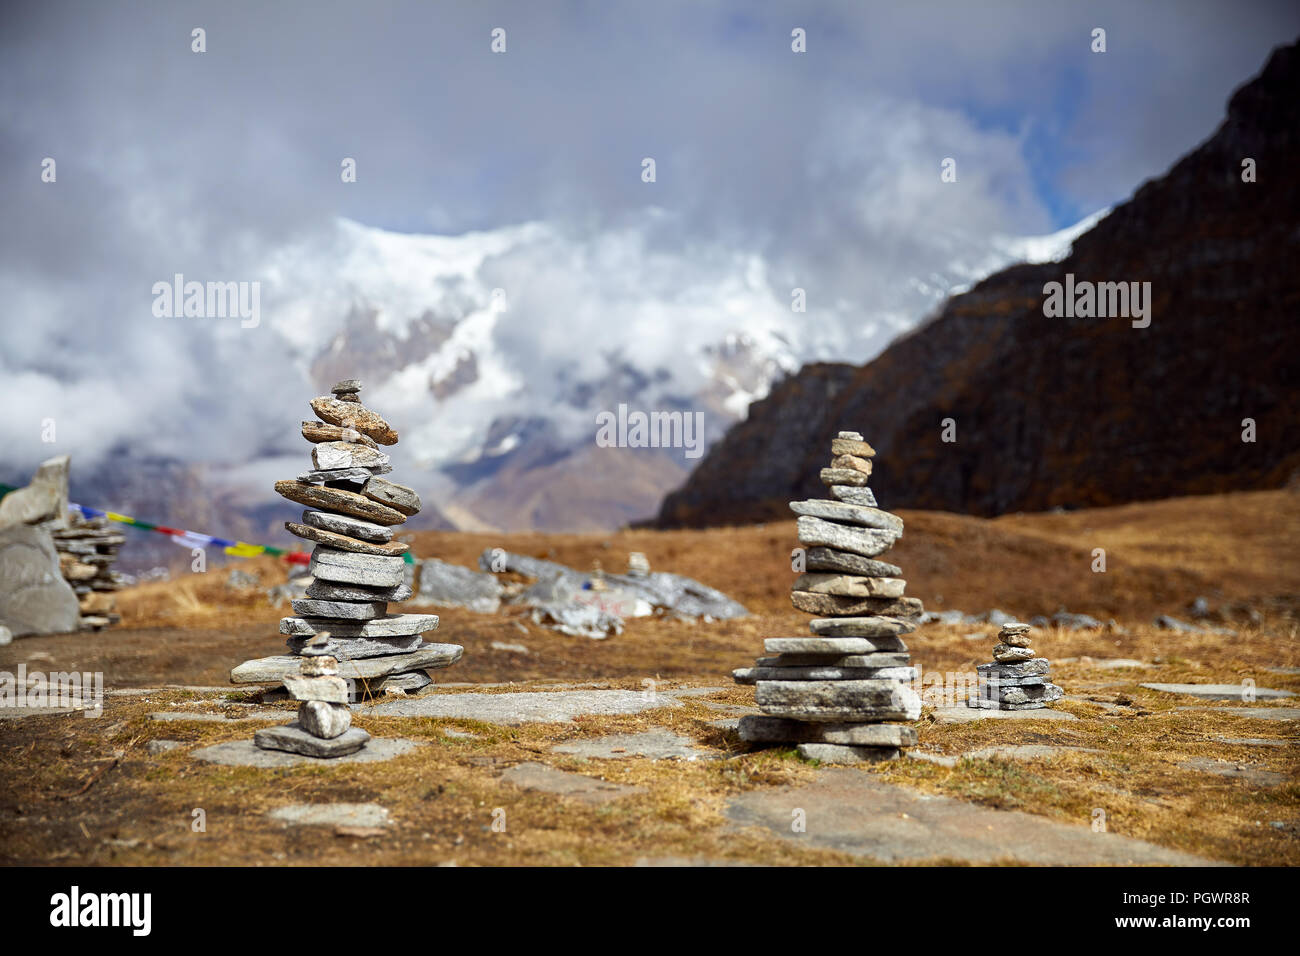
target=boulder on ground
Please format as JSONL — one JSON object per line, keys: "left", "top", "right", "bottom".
{"left": 0, "top": 524, "right": 81, "bottom": 636}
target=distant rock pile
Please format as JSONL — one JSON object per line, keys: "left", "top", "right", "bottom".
{"left": 0, "top": 455, "right": 113, "bottom": 636}
{"left": 230, "top": 380, "right": 462, "bottom": 711}
{"left": 733, "top": 432, "right": 923, "bottom": 764}
{"left": 969, "top": 623, "right": 1063, "bottom": 710}
{"left": 52, "top": 513, "right": 125, "bottom": 629}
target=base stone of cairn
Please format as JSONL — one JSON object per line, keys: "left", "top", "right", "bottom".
{"left": 234, "top": 380, "right": 463, "bottom": 756}
{"left": 733, "top": 432, "right": 922, "bottom": 765}
{"left": 968, "top": 623, "right": 1063, "bottom": 710}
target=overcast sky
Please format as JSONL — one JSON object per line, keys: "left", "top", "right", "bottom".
{"left": 2, "top": 1, "right": 1298, "bottom": 479}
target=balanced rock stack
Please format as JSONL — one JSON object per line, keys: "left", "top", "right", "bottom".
{"left": 255, "top": 633, "right": 372, "bottom": 757}
{"left": 52, "top": 514, "right": 125, "bottom": 630}
{"left": 969, "top": 623, "right": 1063, "bottom": 710}
{"left": 733, "top": 432, "right": 923, "bottom": 764}
{"left": 230, "top": 380, "right": 462, "bottom": 704}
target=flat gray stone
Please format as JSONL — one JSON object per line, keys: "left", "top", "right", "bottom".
{"left": 268, "top": 802, "right": 392, "bottom": 828}
{"left": 254, "top": 722, "right": 371, "bottom": 757}
{"left": 796, "top": 516, "right": 899, "bottom": 558}
{"left": 310, "top": 547, "right": 407, "bottom": 587}
{"left": 766, "top": 635, "right": 906, "bottom": 656}
{"left": 362, "top": 476, "right": 421, "bottom": 516}
{"left": 299, "top": 700, "right": 352, "bottom": 737}
{"left": 808, "top": 616, "right": 915, "bottom": 638}
{"left": 789, "top": 500, "right": 903, "bottom": 533}
{"left": 931, "top": 705, "right": 1078, "bottom": 724}
{"left": 1218, "top": 737, "right": 1296, "bottom": 747}
{"left": 290, "top": 598, "right": 386, "bottom": 620}
{"left": 230, "top": 643, "right": 462, "bottom": 684}
{"left": 286, "top": 633, "right": 424, "bottom": 659}
{"left": 797, "top": 743, "right": 900, "bottom": 764}
{"left": 977, "top": 659, "right": 1051, "bottom": 679}
{"left": 756, "top": 652, "right": 910, "bottom": 668}
{"left": 963, "top": 744, "right": 1103, "bottom": 761}
{"left": 146, "top": 739, "right": 182, "bottom": 754}
{"left": 193, "top": 735, "right": 419, "bottom": 767}
{"left": 306, "top": 579, "right": 413, "bottom": 602}
{"left": 312, "top": 441, "right": 391, "bottom": 472}
{"left": 415, "top": 558, "right": 502, "bottom": 613}
{"left": 0, "top": 524, "right": 81, "bottom": 636}
{"left": 739, "top": 715, "right": 918, "bottom": 746}
{"left": 1142, "top": 683, "right": 1294, "bottom": 702}
{"left": 735, "top": 665, "right": 916, "bottom": 684}
{"left": 726, "top": 769, "right": 1221, "bottom": 865}
{"left": 553, "top": 729, "right": 709, "bottom": 761}
{"left": 1175, "top": 707, "right": 1300, "bottom": 722}
{"left": 365, "top": 689, "right": 682, "bottom": 725}
{"left": 279, "top": 612, "right": 439, "bottom": 638}
{"left": 829, "top": 485, "right": 877, "bottom": 507}
{"left": 802, "top": 547, "right": 899, "bottom": 578}
{"left": 792, "top": 573, "right": 907, "bottom": 598}
{"left": 282, "top": 675, "right": 350, "bottom": 704}
{"left": 756, "top": 680, "right": 921, "bottom": 722}
{"left": 298, "top": 467, "right": 384, "bottom": 484}
{"left": 499, "top": 762, "right": 644, "bottom": 806}
{"left": 1177, "top": 757, "right": 1288, "bottom": 787}
{"left": 302, "top": 509, "right": 392, "bottom": 543}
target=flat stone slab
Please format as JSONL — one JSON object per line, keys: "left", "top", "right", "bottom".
{"left": 789, "top": 500, "right": 903, "bottom": 533}
{"left": 553, "top": 729, "right": 709, "bottom": 761}
{"left": 963, "top": 744, "right": 1104, "bottom": 761}
{"left": 930, "top": 705, "right": 1078, "bottom": 724}
{"left": 1218, "top": 737, "right": 1296, "bottom": 747}
{"left": 809, "top": 617, "right": 915, "bottom": 638}
{"left": 1142, "top": 683, "right": 1295, "bottom": 701}
{"left": 1177, "top": 757, "right": 1289, "bottom": 786}
{"left": 302, "top": 508, "right": 392, "bottom": 543}
{"left": 802, "top": 546, "right": 898, "bottom": 578}
{"left": 255, "top": 722, "right": 370, "bottom": 756}
{"left": 285, "top": 634, "right": 424, "bottom": 659}
{"left": 290, "top": 598, "right": 386, "bottom": 620}
{"left": 309, "top": 547, "right": 407, "bottom": 587}
{"left": 268, "top": 802, "right": 393, "bottom": 828}
{"left": 797, "top": 743, "right": 899, "bottom": 764}
{"left": 364, "top": 689, "right": 682, "bottom": 725}
{"left": 765, "top": 636, "right": 907, "bottom": 655}
{"left": 230, "top": 643, "right": 462, "bottom": 683}
{"left": 274, "top": 480, "right": 405, "bottom": 525}
{"left": 796, "top": 516, "right": 899, "bottom": 558}
{"left": 740, "top": 715, "right": 917, "bottom": 747}
{"left": 1176, "top": 706, "right": 1300, "bottom": 721}
{"left": 192, "top": 735, "right": 420, "bottom": 768}
{"left": 726, "top": 769, "right": 1221, "bottom": 865}
{"left": 500, "top": 762, "right": 644, "bottom": 806}
{"left": 756, "top": 680, "right": 921, "bottom": 722}
{"left": 280, "top": 613, "right": 440, "bottom": 638}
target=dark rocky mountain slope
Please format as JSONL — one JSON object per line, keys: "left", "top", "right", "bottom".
{"left": 657, "top": 39, "right": 1300, "bottom": 527}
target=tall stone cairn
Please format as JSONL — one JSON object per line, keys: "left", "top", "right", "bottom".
{"left": 732, "top": 431, "right": 923, "bottom": 765}
{"left": 968, "top": 623, "right": 1063, "bottom": 710}
{"left": 232, "top": 379, "right": 463, "bottom": 756}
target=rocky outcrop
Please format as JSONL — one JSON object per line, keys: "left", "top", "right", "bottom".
{"left": 657, "top": 40, "right": 1300, "bottom": 526}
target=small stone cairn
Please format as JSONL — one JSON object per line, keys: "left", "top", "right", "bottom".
{"left": 968, "top": 623, "right": 1063, "bottom": 710}
{"left": 232, "top": 380, "right": 463, "bottom": 745}
{"left": 255, "top": 632, "right": 371, "bottom": 757}
{"left": 733, "top": 431, "right": 923, "bottom": 764}
{"left": 52, "top": 514, "right": 125, "bottom": 630}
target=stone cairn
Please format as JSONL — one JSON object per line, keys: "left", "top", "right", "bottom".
{"left": 232, "top": 379, "right": 463, "bottom": 756}
{"left": 733, "top": 431, "right": 923, "bottom": 764}
{"left": 254, "top": 632, "right": 370, "bottom": 757}
{"left": 53, "top": 514, "right": 125, "bottom": 630}
{"left": 968, "top": 623, "right": 1063, "bottom": 710}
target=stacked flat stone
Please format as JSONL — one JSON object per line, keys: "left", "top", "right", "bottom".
{"left": 968, "top": 623, "right": 1063, "bottom": 710}
{"left": 732, "top": 431, "right": 923, "bottom": 765}
{"left": 231, "top": 380, "right": 463, "bottom": 711}
{"left": 51, "top": 514, "right": 125, "bottom": 630}
{"left": 255, "top": 634, "right": 372, "bottom": 757}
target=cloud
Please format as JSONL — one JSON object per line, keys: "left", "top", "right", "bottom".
{"left": 2, "top": 0, "right": 1297, "bottom": 483}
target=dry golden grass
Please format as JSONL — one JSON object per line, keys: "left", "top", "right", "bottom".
{"left": 1, "top": 489, "right": 1296, "bottom": 866}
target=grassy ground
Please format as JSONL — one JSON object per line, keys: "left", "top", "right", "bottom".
{"left": 0, "top": 490, "right": 1296, "bottom": 866}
